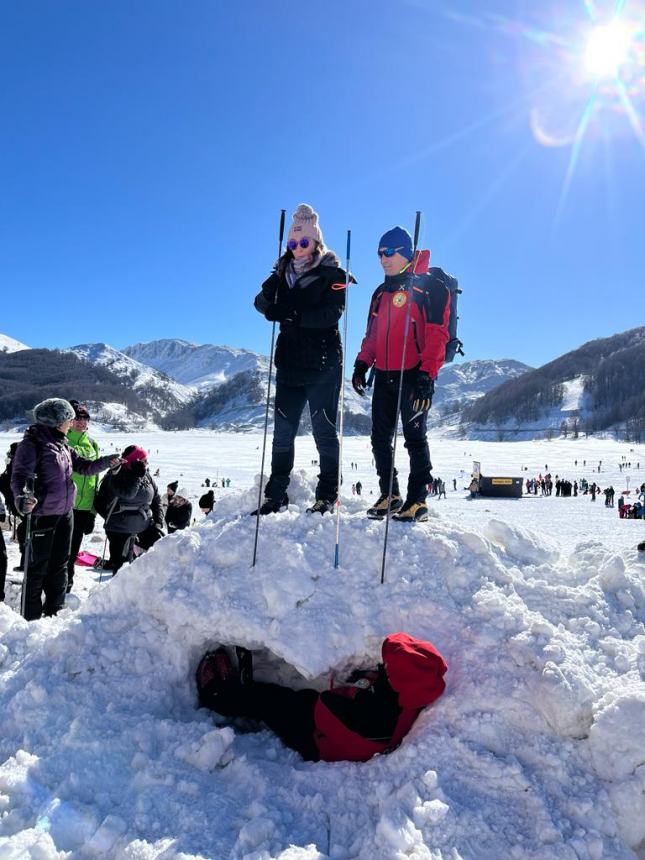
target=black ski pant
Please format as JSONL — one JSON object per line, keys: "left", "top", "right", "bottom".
{"left": 200, "top": 679, "right": 320, "bottom": 761}
{"left": 106, "top": 531, "right": 136, "bottom": 575}
{"left": 0, "top": 527, "right": 6, "bottom": 602}
{"left": 67, "top": 509, "right": 96, "bottom": 589}
{"left": 24, "top": 510, "right": 73, "bottom": 621}
{"left": 266, "top": 368, "right": 341, "bottom": 503}
{"left": 371, "top": 374, "right": 432, "bottom": 502}
{"left": 106, "top": 523, "right": 161, "bottom": 574}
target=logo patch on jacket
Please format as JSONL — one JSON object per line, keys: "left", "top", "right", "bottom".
{"left": 392, "top": 292, "right": 407, "bottom": 308}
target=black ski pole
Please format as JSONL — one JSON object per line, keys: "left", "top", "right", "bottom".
{"left": 380, "top": 211, "right": 422, "bottom": 585}
{"left": 334, "top": 229, "right": 352, "bottom": 569}
{"left": 19, "top": 475, "right": 35, "bottom": 619}
{"left": 252, "top": 208, "right": 286, "bottom": 567}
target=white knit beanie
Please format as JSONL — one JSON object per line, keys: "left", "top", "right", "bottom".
{"left": 287, "top": 203, "right": 324, "bottom": 246}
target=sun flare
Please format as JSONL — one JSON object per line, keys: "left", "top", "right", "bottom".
{"left": 583, "top": 20, "right": 633, "bottom": 79}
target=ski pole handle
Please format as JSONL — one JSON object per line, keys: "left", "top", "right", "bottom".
{"left": 346, "top": 229, "right": 351, "bottom": 263}
{"left": 413, "top": 210, "right": 421, "bottom": 251}
{"left": 278, "top": 209, "right": 286, "bottom": 248}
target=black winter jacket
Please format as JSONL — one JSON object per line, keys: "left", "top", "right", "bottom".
{"left": 166, "top": 501, "right": 192, "bottom": 532}
{"left": 96, "top": 467, "right": 163, "bottom": 535}
{"left": 254, "top": 257, "right": 349, "bottom": 374}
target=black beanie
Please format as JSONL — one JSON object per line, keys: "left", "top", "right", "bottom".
{"left": 199, "top": 490, "right": 215, "bottom": 510}
{"left": 168, "top": 481, "right": 179, "bottom": 493}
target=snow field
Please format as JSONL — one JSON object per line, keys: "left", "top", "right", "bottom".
{"left": 0, "top": 431, "right": 644, "bottom": 858}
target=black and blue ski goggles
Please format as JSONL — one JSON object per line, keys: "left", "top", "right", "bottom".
{"left": 377, "top": 246, "right": 404, "bottom": 258}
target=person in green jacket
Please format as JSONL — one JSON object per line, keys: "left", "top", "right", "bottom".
{"left": 66, "top": 401, "right": 101, "bottom": 592}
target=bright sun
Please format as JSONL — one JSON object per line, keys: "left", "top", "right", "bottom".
{"left": 583, "top": 20, "right": 633, "bottom": 79}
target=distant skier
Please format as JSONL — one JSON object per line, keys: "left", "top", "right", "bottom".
{"left": 252, "top": 204, "right": 350, "bottom": 516}
{"left": 355, "top": 480, "right": 362, "bottom": 496}
{"left": 352, "top": 226, "right": 450, "bottom": 522}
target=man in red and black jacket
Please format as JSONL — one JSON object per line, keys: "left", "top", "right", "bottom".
{"left": 352, "top": 227, "right": 451, "bottom": 522}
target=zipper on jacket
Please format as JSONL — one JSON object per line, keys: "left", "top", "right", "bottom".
{"left": 385, "top": 295, "right": 391, "bottom": 371}
{"left": 412, "top": 318, "right": 421, "bottom": 356}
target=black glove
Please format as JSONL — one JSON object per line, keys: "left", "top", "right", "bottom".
{"left": 261, "top": 274, "right": 280, "bottom": 301}
{"left": 154, "top": 524, "right": 165, "bottom": 539}
{"left": 0, "top": 513, "right": 5, "bottom": 524}
{"left": 352, "top": 360, "right": 369, "bottom": 396}
{"left": 264, "top": 303, "right": 297, "bottom": 323}
{"left": 17, "top": 494, "right": 37, "bottom": 515}
{"left": 130, "top": 460, "right": 146, "bottom": 477}
{"left": 411, "top": 372, "right": 434, "bottom": 412}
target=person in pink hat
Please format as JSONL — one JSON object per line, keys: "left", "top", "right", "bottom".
{"left": 94, "top": 445, "right": 164, "bottom": 573}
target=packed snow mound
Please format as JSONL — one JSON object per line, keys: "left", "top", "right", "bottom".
{"left": 1, "top": 474, "right": 644, "bottom": 858}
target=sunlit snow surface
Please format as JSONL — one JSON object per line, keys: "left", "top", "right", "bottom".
{"left": 0, "top": 431, "right": 644, "bottom": 859}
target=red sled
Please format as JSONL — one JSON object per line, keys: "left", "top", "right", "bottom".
{"left": 76, "top": 551, "right": 105, "bottom": 570}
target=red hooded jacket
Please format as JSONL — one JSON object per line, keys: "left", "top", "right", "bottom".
{"left": 313, "top": 633, "right": 448, "bottom": 763}
{"left": 356, "top": 252, "right": 451, "bottom": 380}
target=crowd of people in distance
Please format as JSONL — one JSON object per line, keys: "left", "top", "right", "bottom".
{"left": 521, "top": 468, "right": 645, "bottom": 519}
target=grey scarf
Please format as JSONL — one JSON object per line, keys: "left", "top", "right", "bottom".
{"left": 285, "top": 249, "right": 340, "bottom": 288}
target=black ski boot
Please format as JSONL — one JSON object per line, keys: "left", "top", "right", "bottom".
{"left": 250, "top": 494, "right": 289, "bottom": 516}
{"left": 196, "top": 647, "right": 239, "bottom": 702}
{"left": 306, "top": 499, "right": 336, "bottom": 515}
{"left": 366, "top": 494, "right": 403, "bottom": 519}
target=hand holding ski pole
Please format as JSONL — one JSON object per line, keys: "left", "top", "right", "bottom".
{"left": 17, "top": 492, "right": 37, "bottom": 514}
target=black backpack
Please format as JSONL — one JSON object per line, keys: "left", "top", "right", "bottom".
{"left": 429, "top": 266, "right": 463, "bottom": 363}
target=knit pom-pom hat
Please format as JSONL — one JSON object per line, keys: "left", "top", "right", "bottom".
{"left": 287, "top": 203, "right": 324, "bottom": 246}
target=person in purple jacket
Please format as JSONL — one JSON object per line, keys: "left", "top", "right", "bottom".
{"left": 11, "top": 398, "right": 120, "bottom": 620}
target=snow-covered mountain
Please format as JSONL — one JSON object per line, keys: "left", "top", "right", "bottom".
{"left": 435, "top": 359, "right": 532, "bottom": 407}
{"left": 67, "top": 343, "right": 194, "bottom": 416}
{"left": 123, "top": 338, "right": 371, "bottom": 430}
{"left": 462, "top": 327, "right": 645, "bottom": 440}
{"left": 0, "top": 333, "right": 29, "bottom": 353}
{"left": 121, "top": 340, "right": 527, "bottom": 431}
{"left": 123, "top": 339, "right": 269, "bottom": 391}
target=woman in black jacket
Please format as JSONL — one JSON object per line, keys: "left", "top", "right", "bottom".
{"left": 252, "top": 204, "right": 350, "bottom": 515}
{"left": 96, "top": 445, "right": 164, "bottom": 573}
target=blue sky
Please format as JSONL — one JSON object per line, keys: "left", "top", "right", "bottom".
{"left": 1, "top": 0, "right": 644, "bottom": 369}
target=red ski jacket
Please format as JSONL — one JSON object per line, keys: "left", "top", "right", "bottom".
{"left": 313, "top": 633, "right": 448, "bottom": 763}
{"left": 356, "top": 253, "right": 451, "bottom": 380}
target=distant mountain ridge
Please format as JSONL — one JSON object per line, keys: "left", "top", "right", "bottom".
{"left": 0, "top": 331, "right": 534, "bottom": 433}
{"left": 123, "top": 340, "right": 269, "bottom": 391}
{"left": 461, "top": 327, "right": 645, "bottom": 440}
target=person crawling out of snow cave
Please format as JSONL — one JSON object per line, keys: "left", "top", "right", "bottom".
{"left": 195, "top": 633, "right": 447, "bottom": 763}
